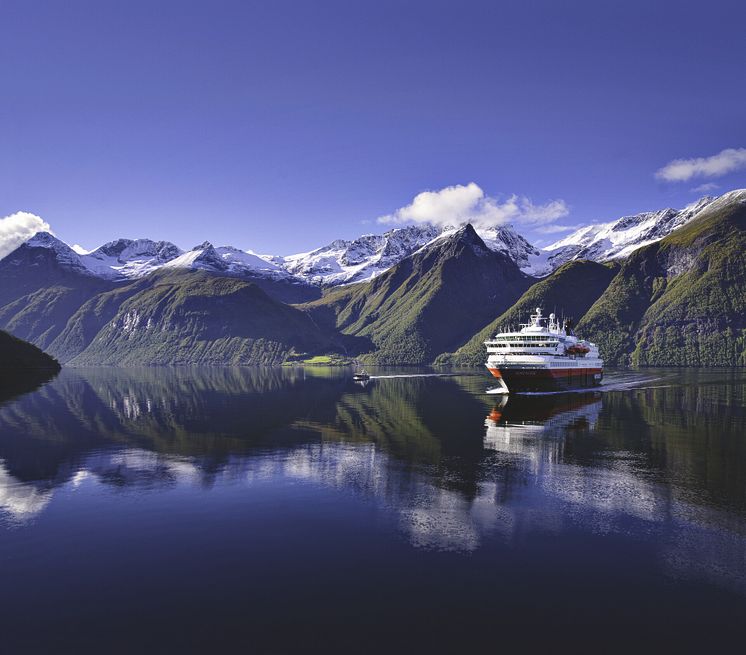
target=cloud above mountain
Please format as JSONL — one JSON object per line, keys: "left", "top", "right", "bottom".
{"left": 0, "top": 211, "right": 52, "bottom": 260}
{"left": 656, "top": 148, "right": 746, "bottom": 182}
{"left": 377, "top": 183, "right": 569, "bottom": 229}
{"left": 691, "top": 182, "right": 720, "bottom": 194}
{"left": 533, "top": 223, "right": 585, "bottom": 235}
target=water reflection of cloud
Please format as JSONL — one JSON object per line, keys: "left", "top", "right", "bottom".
{"left": 1, "top": 424, "right": 745, "bottom": 594}
{"left": 0, "top": 461, "right": 53, "bottom": 522}
{"left": 281, "top": 444, "right": 492, "bottom": 552}
{"left": 478, "top": 397, "right": 746, "bottom": 595}
{"left": 76, "top": 449, "right": 203, "bottom": 490}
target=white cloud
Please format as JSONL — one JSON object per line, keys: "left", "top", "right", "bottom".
{"left": 656, "top": 148, "right": 746, "bottom": 182}
{"left": 377, "top": 183, "right": 569, "bottom": 229}
{"left": 533, "top": 223, "right": 584, "bottom": 235}
{"left": 691, "top": 182, "right": 720, "bottom": 194}
{"left": 0, "top": 211, "right": 52, "bottom": 260}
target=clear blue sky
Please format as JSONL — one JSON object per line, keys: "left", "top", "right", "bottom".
{"left": 2, "top": 0, "right": 745, "bottom": 253}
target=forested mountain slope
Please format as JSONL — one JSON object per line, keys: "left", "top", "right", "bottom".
{"left": 67, "top": 271, "right": 336, "bottom": 366}
{"left": 577, "top": 190, "right": 746, "bottom": 365}
{"left": 1, "top": 189, "right": 745, "bottom": 367}
{"left": 441, "top": 260, "right": 618, "bottom": 366}
{"left": 303, "top": 225, "right": 531, "bottom": 364}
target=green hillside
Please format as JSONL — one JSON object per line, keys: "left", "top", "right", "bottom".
{"left": 441, "top": 259, "right": 618, "bottom": 366}
{"left": 303, "top": 225, "right": 531, "bottom": 364}
{"left": 2, "top": 192, "right": 746, "bottom": 368}
{"left": 0, "top": 242, "right": 116, "bottom": 350}
{"left": 47, "top": 276, "right": 161, "bottom": 362}
{"left": 578, "top": 190, "right": 746, "bottom": 365}
{"left": 68, "top": 270, "right": 336, "bottom": 366}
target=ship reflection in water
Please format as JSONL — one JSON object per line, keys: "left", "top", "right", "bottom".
{"left": 483, "top": 392, "right": 602, "bottom": 477}
{"left": 484, "top": 392, "right": 601, "bottom": 454}
{"left": 1, "top": 367, "right": 746, "bottom": 651}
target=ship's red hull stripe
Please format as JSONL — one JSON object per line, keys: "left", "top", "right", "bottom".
{"left": 487, "top": 368, "right": 602, "bottom": 379}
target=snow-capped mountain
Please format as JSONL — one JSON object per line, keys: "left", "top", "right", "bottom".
{"left": 8, "top": 190, "right": 743, "bottom": 287}
{"left": 23, "top": 232, "right": 95, "bottom": 276}
{"left": 279, "top": 223, "right": 544, "bottom": 285}
{"left": 281, "top": 225, "right": 441, "bottom": 285}
{"left": 82, "top": 238, "right": 184, "bottom": 279}
{"left": 472, "top": 225, "right": 541, "bottom": 270}
{"left": 14, "top": 234, "right": 289, "bottom": 281}
{"left": 163, "top": 242, "right": 289, "bottom": 279}
{"left": 538, "top": 195, "right": 718, "bottom": 274}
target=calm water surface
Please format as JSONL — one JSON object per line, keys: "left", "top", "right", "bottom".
{"left": 1, "top": 367, "right": 746, "bottom": 652}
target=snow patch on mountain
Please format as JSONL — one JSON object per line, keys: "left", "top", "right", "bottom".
{"left": 281, "top": 225, "right": 441, "bottom": 285}
{"left": 24, "top": 232, "right": 95, "bottom": 276}
{"left": 475, "top": 225, "right": 542, "bottom": 271}
{"left": 163, "top": 241, "right": 290, "bottom": 279}
{"left": 19, "top": 233, "right": 290, "bottom": 281}
{"left": 537, "top": 195, "right": 718, "bottom": 275}
{"left": 214, "top": 246, "right": 288, "bottom": 276}
{"left": 280, "top": 223, "right": 542, "bottom": 285}
{"left": 11, "top": 189, "right": 744, "bottom": 286}
{"left": 82, "top": 238, "right": 184, "bottom": 279}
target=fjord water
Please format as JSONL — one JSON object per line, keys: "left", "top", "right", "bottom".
{"left": 2, "top": 368, "right": 746, "bottom": 652}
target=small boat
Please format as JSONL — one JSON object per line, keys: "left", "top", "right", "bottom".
{"left": 351, "top": 359, "right": 371, "bottom": 382}
{"left": 352, "top": 360, "right": 371, "bottom": 381}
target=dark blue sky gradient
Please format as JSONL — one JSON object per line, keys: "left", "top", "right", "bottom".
{"left": 2, "top": 0, "right": 745, "bottom": 252}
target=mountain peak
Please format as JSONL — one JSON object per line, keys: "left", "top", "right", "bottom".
{"left": 94, "top": 238, "right": 136, "bottom": 257}
{"left": 9, "top": 231, "right": 98, "bottom": 277}
{"left": 25, "top": 231, "right": 68, "bottom": 249}
{"left": 282, "top": 224, "right": 441, "bottom": 286}
{"left": 24, "top": 232, "right": 83, "bottom": 263}
{"left": 90, "top": 238, "right": 182, "bottom": 262}
{"left": 439, "top": 223, "right": 489, "bottom": 251}
{"left": 455, "top": 223, "right": 488, "bottom": 249}
{"left": 9, "top": 188, "right": 744, "bottom": 288}
{"left": 458, "top": 222, "right": 479, "bottom": 238}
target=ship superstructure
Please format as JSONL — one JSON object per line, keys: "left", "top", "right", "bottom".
{"left": 485, "top": 308, "right": 603, "bottom": 392}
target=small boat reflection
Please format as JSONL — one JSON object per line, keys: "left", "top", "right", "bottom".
{"left": 484, "top": 392, "right": 601, "bottom": 457}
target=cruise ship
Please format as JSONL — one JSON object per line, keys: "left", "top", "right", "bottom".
{"left": 485, "top": 308, "right": 603, "bottom": 392}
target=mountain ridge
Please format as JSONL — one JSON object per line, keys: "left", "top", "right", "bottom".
{"left": 302, "top": 224, "right": 531, "bottom": 364}
{"left": 9, "top": 191, "right": 737, "bottom": 289}
{"left": 540, "top": 195, "right": 717, "bottom": 274}
{"left": 577, "top": 189, "right": 746, "bottom": 366}
{"left": 1, "top": 189, "right": 745, "bottom": 367}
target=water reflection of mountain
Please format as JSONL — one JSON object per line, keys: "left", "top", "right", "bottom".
{"left": 1, "top": 367, "right": 746, "bottom": 593}
{"left": 0, "top": 366, "right": 59, "bottom": 407}
{"left": 297, "top": 376, "right": 490, "bottom": 496}
{"left": 2, "top": 369, "right": 746, "bottom": 516}
{"left": 0, "top": 371, "right": 488, "bottom": 517}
